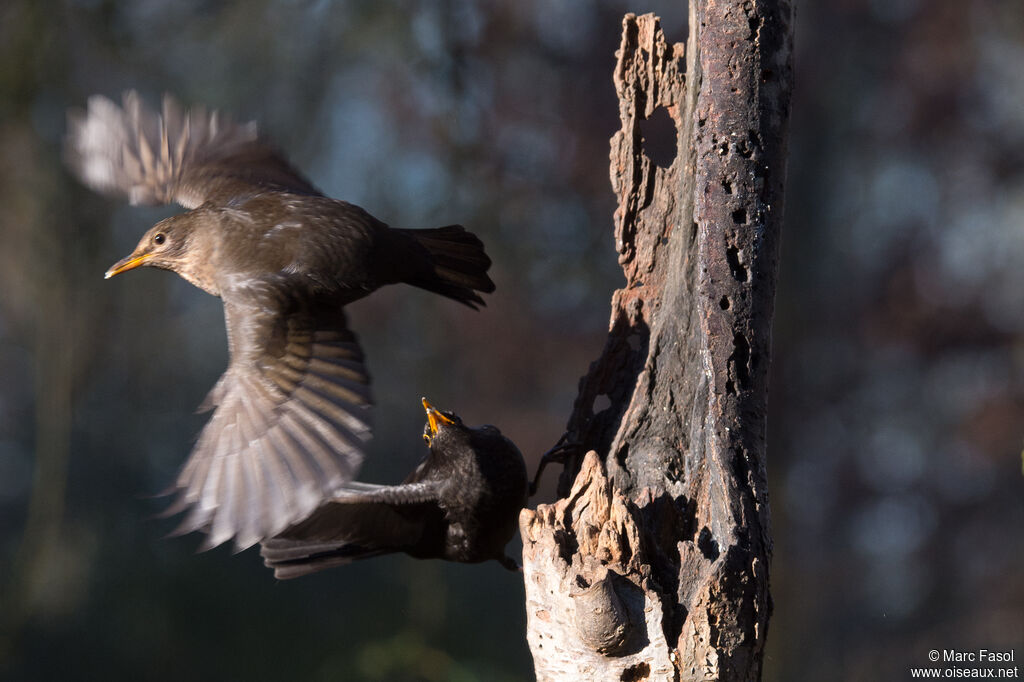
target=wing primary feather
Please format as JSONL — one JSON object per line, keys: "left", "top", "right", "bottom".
{"left": 168, "top": 497, "right": 212, "bottom": 538}
{"left": 265, "top": 424, "right": 322, "bottom": 501}
{"left": 306, "top": 357, "right": 366, "bottom": 383}
{"left": 196, "top": 445, "right": 227, "bottom": 514}
{"left": 253, "top": 438, "right": 291, "bottom": 537}
{"left": 294, "top": 383, "right": 371, "bottom": 431}
{"left": 177, "top": 423, "right": 220, "bottom": 502}
{"left": 276, "top": 410, "right": 349, "bottom": 484}
{"left": 290, "top": 386, "right": 370, "bottom": 447}
{"left": 233, "top": 448, "right": 261, "bottom": 552}
{"left": 204, "top": 452, "right": 241, "bottom": 550}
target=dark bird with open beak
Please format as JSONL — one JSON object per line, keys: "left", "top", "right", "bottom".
{"left": 260, "top": 399, "right": 528, "bottom": 579}
{"left": 64, "top": 92, "right": 495, "bottom": 551}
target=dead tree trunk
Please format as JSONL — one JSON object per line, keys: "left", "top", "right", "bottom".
{"left": 520, "top": 4, "right": 793, "bottom": 680}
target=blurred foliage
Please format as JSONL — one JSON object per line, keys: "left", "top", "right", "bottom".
{"left": 769, "top": 0, "right": 1024, "bottom": 678}
{"left": 0, "top": 0, "right": 1021, "bottom": 681}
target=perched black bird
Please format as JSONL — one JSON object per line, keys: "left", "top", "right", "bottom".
{"left": 64, "top": 92, "right": 495, "bottom": 550}
{"left": 260, "top": 399, "right": 528, "bottom": 579}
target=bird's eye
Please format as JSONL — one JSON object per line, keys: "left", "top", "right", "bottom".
{"left": 153, "top": 232, "right": 166, "bottom": 246}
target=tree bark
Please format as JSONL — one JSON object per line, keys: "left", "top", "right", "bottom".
{"left": 520, "top": 4, "right": 793, "bottom": 680}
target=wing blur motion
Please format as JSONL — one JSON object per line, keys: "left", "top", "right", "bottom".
{"left": 166, "top": 278, "right": 373, "bottom": 550}
{"left": 64, "top": 91, "right": 321, "bottom": 208}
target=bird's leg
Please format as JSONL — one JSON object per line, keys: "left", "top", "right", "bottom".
{"left": 529, "top": 433, "right": 580, "bottom": 497}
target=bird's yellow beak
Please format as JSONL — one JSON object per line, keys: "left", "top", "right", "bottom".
{"left": 105, "top": 252, "right": 153, "bottom": 279}
{"left": 422, "top": 397, "right": 455, "bottom": 444}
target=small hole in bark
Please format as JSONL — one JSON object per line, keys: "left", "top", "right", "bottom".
{"left": 621, "top": 662, "right": 651, "bottom": 681}
{"left": 575, "top": 574, "right": 591, "bottom": 589}
{"left": 556, "top": 529, "right": 579, "bottom": 565}
{"left": 731, "top": 332, "right": 751, "bottom": 387}
{"left": 726, "top": 245, "right": 749, "bottom": 282}
{"left": 639, "top": 106, "right": 677, "bottom": 169}
{"left": 722, "top": 179, "right": 733, "bottom": 194}
{"left": 593, "top": 394, "right": 611, "bottom": 413}
{"left": 698, "top": 527, "right": 720, "bottom": 560}
{"left": 719, "top": 296, "right": 730, "bottom": 310}
{"left": 732, "top": 208, "right": 747, "bottom": 224}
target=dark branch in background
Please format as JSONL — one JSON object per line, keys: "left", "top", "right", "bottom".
{"left": 521, "top": 4, "right": 793, "bottom": 680}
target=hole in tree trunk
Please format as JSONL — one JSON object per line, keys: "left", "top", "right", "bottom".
{"left": 639, "top": 107, "right": 677, "bottom": 169}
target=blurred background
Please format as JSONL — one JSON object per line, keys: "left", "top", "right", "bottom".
{"left": 0, "top": 0, "right": 1021, "bottom": 680}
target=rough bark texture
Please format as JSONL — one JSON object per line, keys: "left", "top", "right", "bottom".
{"left": 521, "top": 4, "right": 793, "bottom": 680}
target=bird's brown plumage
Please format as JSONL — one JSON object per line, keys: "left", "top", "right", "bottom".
{"left": 65, "top": 92, "right": 495, "bottom": 550}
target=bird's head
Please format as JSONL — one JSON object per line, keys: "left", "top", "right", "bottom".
{"left": 105, "top": 211, "right": 221, "bottom": 295}
{"left": 105, "top": 213, "right": 198, "bottom": 279}
{"left": 422, "top": 397, "right": 464, "bottom": 448}
{"left": 421, "top": 397, "right": 509, "bottom": 455}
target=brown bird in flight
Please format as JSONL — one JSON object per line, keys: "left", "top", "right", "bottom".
{"left": 261, "top": 399, "right": 528, "bottom": 579}
{"left": 64, "top": 92, "right": 494, "bottom": 551}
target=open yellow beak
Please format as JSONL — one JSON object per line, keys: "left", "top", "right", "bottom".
{"left": 422, "top": 397, "right": 456, "bottom": 443}
{"left": 105, "top": 252, "right": 153, "bottom": 279}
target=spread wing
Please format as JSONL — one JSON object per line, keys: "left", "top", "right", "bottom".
{"left": 65, "top": 91, "right": 320, "bottom": 208}
{"left": 166, "top": 277, "right": 372, "bottom": 551}
{"left": 259, "top": 480, "right": 446, "bottom": 579}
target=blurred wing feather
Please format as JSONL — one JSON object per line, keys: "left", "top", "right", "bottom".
{"left": 168, "top": 278, "right": 372, "bottom": 550}
{"left": 65, "top": 91, "right": 320, "bottom": 208}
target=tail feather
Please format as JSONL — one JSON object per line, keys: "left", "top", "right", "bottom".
{"left": 399, "top": 225, "right": 495, "bottom": 309}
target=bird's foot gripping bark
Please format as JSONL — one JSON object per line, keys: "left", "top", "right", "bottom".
{"left": 528, "top": 434, "right": 580, "bottom": 497}
{"left": 519, "top": 452, "right": 677, "bottom": 680}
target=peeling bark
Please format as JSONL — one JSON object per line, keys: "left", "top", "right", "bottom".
{"left": 522, "top": 4, "right": 793, "bottom": 680}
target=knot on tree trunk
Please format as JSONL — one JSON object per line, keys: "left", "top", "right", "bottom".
{"left": 520, "top": 452, "right": 677, "bottom": 680}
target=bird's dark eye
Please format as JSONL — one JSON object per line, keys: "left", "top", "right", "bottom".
{"left": 153, "top": 232, "right": 166, "bottom": 245}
